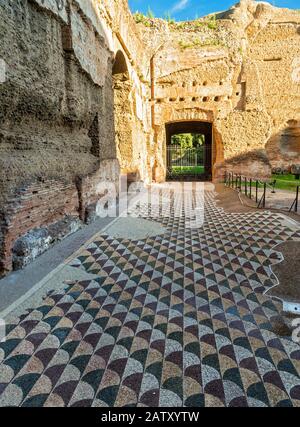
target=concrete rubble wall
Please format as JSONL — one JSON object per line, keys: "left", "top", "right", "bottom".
{"left": 0, "top": 0, "right": 143, "bottom": 276}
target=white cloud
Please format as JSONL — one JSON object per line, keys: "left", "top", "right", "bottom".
{"left": 170, "top": 0, "right": 189, "bottom": 14}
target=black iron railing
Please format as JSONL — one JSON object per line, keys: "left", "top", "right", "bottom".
{"left": 224, "top": 171, "right": 299, "bottom": 213}
{"left": 289, "top": 186, "right": 299, "bottom": 213}
{"left": 167, "top": 145, "right": 212, "bottom": 181}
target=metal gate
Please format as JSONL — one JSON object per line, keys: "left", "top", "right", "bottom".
{"left": 167, "top": 146, "right": 211, "bottom": 181}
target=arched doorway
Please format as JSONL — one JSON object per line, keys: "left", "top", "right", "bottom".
{"left": 113, "top": 50, "right": 128, "bottom": 76}
{"left": 165, "top": 121, "right": 213, "bottom": 181}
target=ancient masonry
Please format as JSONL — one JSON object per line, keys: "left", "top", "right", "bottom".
{"left": 0, "top": 0, "right": 300, "bottom": 276}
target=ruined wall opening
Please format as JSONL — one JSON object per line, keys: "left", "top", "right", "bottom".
{"left": 113, "top": 50, "right": 135, "bottom": 177}
{"left": 166, "top": 121, "right": 213, "bottom": 181}
{"left": 113, "top": 50, "right": 129, "bottom": 76}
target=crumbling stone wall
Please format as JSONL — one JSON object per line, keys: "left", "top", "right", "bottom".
{"left": 113, "top": 70, "right": 151, "bottom": 181}
{"left": 114, "top": 72, "right": 135, "bottom": 174}
{"left": 136, "top": 0, "right": 300, "bottom": 181}
{"left": 266, "top": 120, "right": 300, "bottom": 171}
{"left": 0, "top": 0, "right": 151, "bottom": 276}
{"left": 0, "top": 0, "right": 118, "bottom": 275}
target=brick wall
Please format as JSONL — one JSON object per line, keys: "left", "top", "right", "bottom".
{"left": 0, "top": 179, "right": 79, "bottom": 275}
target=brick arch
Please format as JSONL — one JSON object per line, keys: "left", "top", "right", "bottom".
{"left": 164, "top": 108, "right": 214, "bottom": 124}
{"left": 153, "top": 108, "right": 223, "bottom": 182}
{"left": 113, "top": 50, "right": 129, "bottom": 76}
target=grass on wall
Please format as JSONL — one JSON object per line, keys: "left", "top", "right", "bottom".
{"left": 178, "top": 37, "right": 226, "bottom": 50}
{"left": 133, "top": 11, "right": 219, "bottom": 31}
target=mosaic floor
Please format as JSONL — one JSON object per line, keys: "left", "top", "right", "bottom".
{"left": 0, "top": 183, "right": 300, "bottom": 407}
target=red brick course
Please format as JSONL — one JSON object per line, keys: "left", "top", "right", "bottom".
{"left": 0, "top": 179, "right": 80, "bottom": 275}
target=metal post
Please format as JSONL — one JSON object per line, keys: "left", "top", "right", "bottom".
{"left": 290, "top": 186, "right": 299, "bottom": 213}
{"left": 263, "top": 183, "right": 266, "bottom": 208}
{"left": 180, "top": 146, "right": 183, "bottom": 174}
{"left": 245, "top": 177, "right": 247, "bottom": 196}
{"left": 257, "top": 182, "right": 267, "bottom": 209}
{"left": 249, "top": 178, "right": 252, "bottom": 199}
{"left": 256, "top": 180, "right": 258, "bottom": 203}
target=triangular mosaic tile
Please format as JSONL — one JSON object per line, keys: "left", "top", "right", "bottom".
{"left": 0, "top": 184, "right": 300, "bottom": 407}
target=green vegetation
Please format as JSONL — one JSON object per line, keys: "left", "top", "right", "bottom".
{"left": 178, "top": 37, "right": 225, "bottom": 50}
{"left": 272, "top": 174, "right": 300, "bottom": 192}
{"left": 164, "top": 12, "right": 175, "bottom": 25}
{"left": 133, "top": 12, "right": 151, "bottom": 26}
{"left": 176, "top": 22, "right": 186, "bottom": 30}
{"left": 172, "top": 166, "right": 205, "bottom": 175}
{"left": 147, "top": 7, "right": 155, "bottom": 19}
{"left": 245, "top": 174, "right": 300, "bottom": 192}
{"left": 133, "top": 9, "right": 175, "bottom": 26}
{"left": 133, "top": 10, "right": 219, "bottom": 31}
{"left": 168, "top": 133, "right": 205, "bottom": 176}
{"left": 175, "top": 14, "right": 218, "bottom": 31}
{"left": 168, "top": 134, "right": 206, "bottom": 177}
{"left": 171, "top": 133, "right": 205, "bottom": 149}
{"left": 206, "top": 14, "right": 218, "bottom": 30}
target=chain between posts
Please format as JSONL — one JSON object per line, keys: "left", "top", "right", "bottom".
{"left": 224, "top": 172, "right": 298, "bottom": 212}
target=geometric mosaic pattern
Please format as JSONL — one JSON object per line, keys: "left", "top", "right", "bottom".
{"left": 0, "top": 184, "right": 300, "bottom": 407}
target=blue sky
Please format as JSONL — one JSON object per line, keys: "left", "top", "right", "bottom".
{"left": 128, "top": 1, "right": 299, "bottom": 21}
